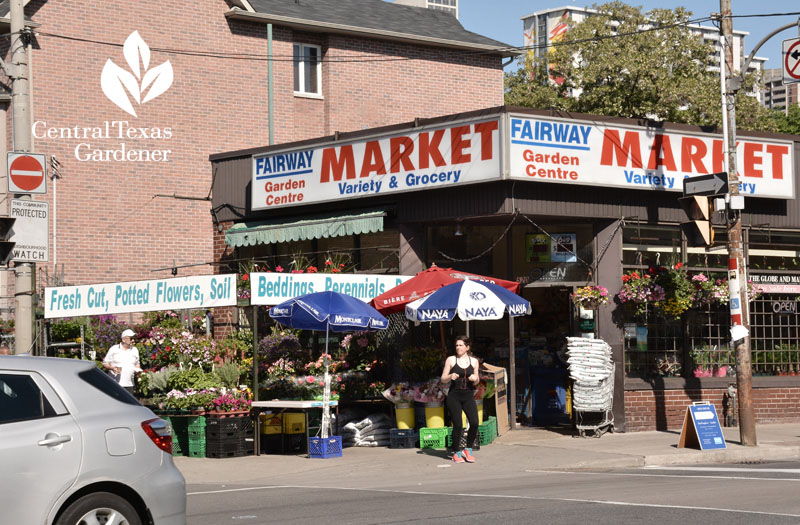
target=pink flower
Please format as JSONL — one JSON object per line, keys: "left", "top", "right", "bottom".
{"left": 306, "top": 375, "right": 315, "bottom": 384}
{"left": 275, "top": 265, "right": 284, "bottom": 272}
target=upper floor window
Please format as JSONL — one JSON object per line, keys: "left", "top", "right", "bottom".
{"left": 293, "top": 43, "right": 321, "bottom": 97}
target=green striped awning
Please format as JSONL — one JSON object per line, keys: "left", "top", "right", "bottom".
{"left": 225, "top": 210, "right": 385, "bottom": 247}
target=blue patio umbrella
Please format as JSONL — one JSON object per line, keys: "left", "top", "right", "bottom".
{"left": 270, "top": 291, "right": 388, "bottom": 437}
{"left": 405, "top": 279, "right": 531, "bottom": 322}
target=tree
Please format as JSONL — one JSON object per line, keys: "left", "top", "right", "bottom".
{"left": 770, "top": 104, "right": 800, "bottom": 135}
{"left": 505, "top": 2, "right": 776, "bottom": 132}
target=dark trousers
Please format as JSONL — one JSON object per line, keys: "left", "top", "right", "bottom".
{"left": 123, "top": 386, "right": 135, "bottom": 394}
{"left": 446, "top": 389, "right": 478, "bottom": 451}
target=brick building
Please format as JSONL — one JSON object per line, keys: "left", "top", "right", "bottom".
{"left": 0, "top": 0, "right": 512, "bottom": 315}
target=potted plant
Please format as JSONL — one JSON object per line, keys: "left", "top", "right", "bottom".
{"left": 570, "top": 285, "right": 609, "bottom": 310}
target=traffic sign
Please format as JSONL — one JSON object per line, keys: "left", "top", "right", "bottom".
{"left": 682, "top": 172, "right": 728, "bottom": 196}
{"left": 9, "top": 199, "right": 49, "bottom": 262}
{"left": 7, "top": 152, "right": 47, "bottom": 194}
{"left": 783, "top": 37, "right": 800, "bottom": 85}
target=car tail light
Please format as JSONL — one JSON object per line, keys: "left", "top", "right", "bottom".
{"left": 142, "top": 418, "right": 173, "bottom": 454}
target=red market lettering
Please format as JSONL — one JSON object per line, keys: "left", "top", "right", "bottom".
{"left": 522, "top": 149, "right": 579, "bottom": 180}
{"left": 319, "top": 121, "right": 498, "bottom": 183}
{"left": 600, "top": 129, "right": 789, "bottom": 179}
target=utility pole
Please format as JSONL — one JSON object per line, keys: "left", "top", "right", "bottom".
{"left": 10, "top": 0, "right": 34, "bottom": 354}
{"left": 719, "top": 0, "right": 756, "bottom": 446}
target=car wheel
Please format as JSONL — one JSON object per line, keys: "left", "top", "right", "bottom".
{"left": 56, "top": 491, "right": 142, "bottom": 525}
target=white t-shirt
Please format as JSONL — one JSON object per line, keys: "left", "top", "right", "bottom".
{"left": 103, "top": 344, "right": 141, "bottom": 387}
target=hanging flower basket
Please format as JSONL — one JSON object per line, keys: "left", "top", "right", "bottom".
{"left": 571, "top": 285, "right": 609, "bottom": 309}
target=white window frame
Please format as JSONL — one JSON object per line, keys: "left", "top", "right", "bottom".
{"left": 293, "top": 43, "right": 322, "bottom": 98}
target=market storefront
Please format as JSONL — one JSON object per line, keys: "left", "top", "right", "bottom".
{"left": 210, "top": 106, "right": 800, "bottom": 432}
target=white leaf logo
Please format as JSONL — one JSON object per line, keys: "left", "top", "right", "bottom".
{"left": 101, "top": 31, "right": 173, "bottom": 117}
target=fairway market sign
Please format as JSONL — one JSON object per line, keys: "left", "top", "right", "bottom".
{"left": 45, "top": 274, "right": 236, "bottom": 318}
{"left": 508, "top": 115, "right": 794, "bottom": 199}
{"left": 251, "top": 119, "right": 501, "bottom": 210}
{"left": 250, "top": 273, "right": 412, "bottom": 305}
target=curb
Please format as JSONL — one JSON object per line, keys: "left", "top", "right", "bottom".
{"left": 643, "top": 444, "right": 800, "bottom": 467}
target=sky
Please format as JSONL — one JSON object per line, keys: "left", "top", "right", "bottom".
{"left": 455, "top": 0, "right": 800, "bottom": 72}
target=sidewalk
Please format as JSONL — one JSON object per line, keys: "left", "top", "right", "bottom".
{"left": 176, "top": 423, "right": 800, "bottom": 486}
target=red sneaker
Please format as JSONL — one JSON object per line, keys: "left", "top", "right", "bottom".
{"left": 462, "top": 448, "right": 475, "bottom": 463}
{"left": 452, "top": 452, "right": 465, "bottom": 463}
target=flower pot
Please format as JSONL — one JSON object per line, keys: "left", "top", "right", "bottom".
{"left": 715, "top": 366, "right": 727, "bottom": 378}
{"left": 395, "top": 402, "right": 415, "bottom": 430}
{"left": 424, "top": 402, "right": 445, "bottom": 428}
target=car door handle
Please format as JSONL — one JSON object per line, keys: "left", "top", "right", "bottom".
{"left": 38, "top": 433, "right": 72, "bottom": 447}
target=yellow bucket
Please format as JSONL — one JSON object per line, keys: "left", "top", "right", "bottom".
{"left": 424, "top": 403, "right": 445, "bottom": 428}
{"left": 395, "top": 403, "right": 415, "bottom": 429}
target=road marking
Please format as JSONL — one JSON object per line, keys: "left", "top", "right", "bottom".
{"left": 644, "top": 465, "right": 800, "bottom": 474}
{"left": 187, "top": 484, "right": 800, "bottom": 518}
{"left": 524, "top": 468, "right": 800, "bottom": 482}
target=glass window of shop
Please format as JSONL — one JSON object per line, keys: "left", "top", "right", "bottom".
{"left": 748, "top": 229, "right": 800, "bottom": 271}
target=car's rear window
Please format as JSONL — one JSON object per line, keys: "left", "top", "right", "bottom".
{"left": 78, "top": 368, "right": 140, "bottom": 406}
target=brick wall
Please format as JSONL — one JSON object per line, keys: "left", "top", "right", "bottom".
{"left": 624, "top": 387, "right": 800, "bottom": 432}
{"left": 7, "top": 0, "right": 503, "bottom": 296}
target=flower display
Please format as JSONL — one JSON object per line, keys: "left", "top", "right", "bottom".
{"left": 413, "top": 379, "right": 446, "bottom": 404}
{"left": 570, "top": 285, "right": 609, "bottom": 309}
{"left": 207, "top": 389, "right": 252, "bottom": 413}
{"left": 617, "top": 271, "right": 664, "bottom": 316}
{"left": 382, "top": 382, "right": 415, "bottom": 405}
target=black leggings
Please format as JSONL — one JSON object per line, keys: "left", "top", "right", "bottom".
{"left": 446, "top": 389, "right": 478, "bottom": 451}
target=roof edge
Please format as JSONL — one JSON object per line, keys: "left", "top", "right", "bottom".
{"left": 224, "top": 9, "right": 518, "bottom": 57}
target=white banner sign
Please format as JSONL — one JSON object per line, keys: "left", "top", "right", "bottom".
{"left": 250, "top": 273, "right": 413, "bottom": 305}
{"left": 10, "top": 199, "right": 49, "bottom": 262}
{"left": 45, "top": 274, "right": 237, "bottom": 318}
{"left": 252, "top": 119, "right": 501, "bottom": 210}
{"left": 508, "top": 115, "right": 794, "bottom": 199}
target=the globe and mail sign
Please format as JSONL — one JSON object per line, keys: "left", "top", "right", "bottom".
{"left": 7, "top": 152, "right": 47, "bottom": 194}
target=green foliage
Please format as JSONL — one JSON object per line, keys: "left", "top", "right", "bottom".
{"left": 215, "top": 362, "right": 242, "bottom": 388}
{"left": 771, "top": 104, "right": 800, "bottom": 135}
{"left": 505, "top": 2, "right": 776, "bottom": 132}
{"left": 399, "top": 346, "right": 446, "bottom": 382}
{"left": 50, "top": 319, "right": 84, "bottom": 341}
{"left": 139, "top": 365, "right": 179, "bottom": 396}
{"left": 166, "top": 367, "right": 224, "bottom": 391}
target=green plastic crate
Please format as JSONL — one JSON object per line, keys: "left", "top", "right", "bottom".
{"left": 419, "top": 427, "right": 448, "bottom": 449}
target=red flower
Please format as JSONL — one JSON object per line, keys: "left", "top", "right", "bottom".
{"left": 307, "top": 266, "right": 318, "bottom": 273}
{"left": 325, "top": 260, "right": 333, "bottom": 266}
{"left": 275, "top": 265, "right": 284, "bottom": 272}
{"left": 648, "top": 267, "right": 656, "bottom": 274}
{"left": 331, "top": 268, "right": 340, "bottom": 273}
{"left": 241, "top": 274, "right": 249, "bottom": 281}
{"left": 339, "top": 263, "right": 345, "bottom": 268}
{"left": 631, "top": 271, "right": 640, "bottom": 280}
{"left": 621, "top": 275, "right": 630, "bottom": 283}
{"left": 674, "top": 262, "right": 683, "bottom": 269}
{"left": 291, "top": 269, "right": 304, "bottom": 274}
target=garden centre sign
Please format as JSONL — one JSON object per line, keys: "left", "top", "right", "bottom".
{"left": 44, "top": 274, "right": 237, "bottom": 318}
{"left": 508, "top": 115, "right": 794, "bottom": 199}
{"left": 251, "top": 119, "right": 501, "bottom": 210}
{"left": 250, "top": 273, "right": 412, "bottom": 305}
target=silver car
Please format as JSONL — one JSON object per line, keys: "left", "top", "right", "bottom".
{"left": 0, "top": 355, "right": 186, "bottom": 525}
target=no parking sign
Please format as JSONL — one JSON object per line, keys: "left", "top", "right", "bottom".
{"left": 7, "top": 152, "right": 47, "bottom": 194}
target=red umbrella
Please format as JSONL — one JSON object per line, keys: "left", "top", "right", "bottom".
{"left": 371, "top": 265, "right": 520, "bottom": 315}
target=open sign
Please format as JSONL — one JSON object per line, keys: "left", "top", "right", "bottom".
{"left": 772, "top": 300, "right": 797, "bottom": 314}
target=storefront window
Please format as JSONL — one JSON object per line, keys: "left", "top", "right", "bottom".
{"left": 748, "top": 229, "right": 800, "bottom": 271}
{"left": 622, "top": 225, "right": 681, "bottom": 268}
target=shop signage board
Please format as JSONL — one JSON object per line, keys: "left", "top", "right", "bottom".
{"left": 44, "top": 274, "right": 238, "bottom": 318}
{"left": 251, "top": 119, "right": 501, "bottom": 210}
{"left": 249, "top": 273, "right": 413, "bottom": 305}
{"left": 750, "top": 273, "right": 800, "bottom": 294}
{"left": 508, "top": 114, "right": 794, "bottom": 199}
{"left": 10, "top": 199, "right": 49, "bottom": 262}
{"left": 678, "top": 402, "right": 727, "bottom": 450}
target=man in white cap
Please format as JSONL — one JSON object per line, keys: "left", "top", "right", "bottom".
{"left": 103, "top": 329, "right": 142, "bottom": 394}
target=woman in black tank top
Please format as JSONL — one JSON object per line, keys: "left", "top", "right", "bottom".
{"left": 440, "top": 335, "right": 480, "bottom": 463}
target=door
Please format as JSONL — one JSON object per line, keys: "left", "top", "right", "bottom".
{"left": 0, "top": 371, "right": 82, "bottom": 524}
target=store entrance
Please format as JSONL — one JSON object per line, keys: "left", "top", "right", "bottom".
{"left": 514, "top": 286, "right": 573, "bottom": 427}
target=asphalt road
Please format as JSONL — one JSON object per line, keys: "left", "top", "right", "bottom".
{"left": 186, "top": 460, "right": 800, "bottom": 524}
